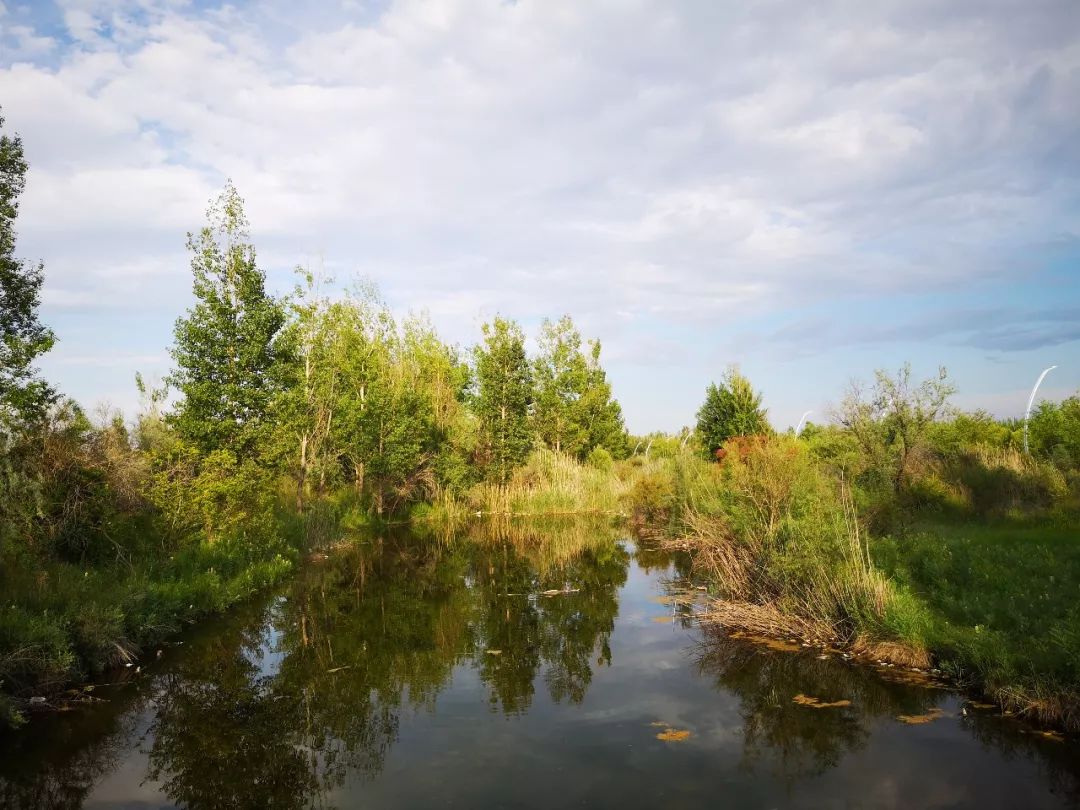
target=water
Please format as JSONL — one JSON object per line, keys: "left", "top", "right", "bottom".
{"left": 1, "top": 520, "right": 1077, "bottom": 809}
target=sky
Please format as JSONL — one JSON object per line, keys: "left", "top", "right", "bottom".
{"left": 1, "top": 0, "right": 1078, "bottom": 433}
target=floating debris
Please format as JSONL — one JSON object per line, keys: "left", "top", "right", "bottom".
{"left": 541, "top": 588, "right": 580, "bottom": 597}
{"left": 485, "top": 649, "right": 502, "bottom": 655}
{"left": 648, "top": 721, "right": 670, "bottom": 728}
{"left": 656, "top": 728, "right": 691, "bottom": 741}
{"left": 793, "top": 694, "right": 852, "bottom": 709}
{"left": 897, "top": 708, "right": 946, "bottom": 725}
{"left": 1032, "top": 730, "right": 1065, "bottom": 743}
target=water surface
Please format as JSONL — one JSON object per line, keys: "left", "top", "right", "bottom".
{"left": 1, "top": 520, "right": 1077, "bottom": 809}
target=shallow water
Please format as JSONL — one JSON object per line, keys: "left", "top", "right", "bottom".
{"left": 2, "top": 521, "right": 1078, "bottom": 809}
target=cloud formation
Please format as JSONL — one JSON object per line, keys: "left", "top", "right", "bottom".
{"left": 2, "top": 0, "right": 1079, "bottom": 427}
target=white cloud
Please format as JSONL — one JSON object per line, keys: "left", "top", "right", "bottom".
{"left": 2, "top": 0, "right": 1079, "bottom": 428}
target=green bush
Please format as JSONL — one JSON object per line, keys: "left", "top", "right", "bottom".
{"left": 586, "top": 446, "right": 613, "bottom": 472}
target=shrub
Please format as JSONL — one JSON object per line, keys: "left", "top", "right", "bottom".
{"left": 586, "top": 446, "right": 613, "bottom": 472}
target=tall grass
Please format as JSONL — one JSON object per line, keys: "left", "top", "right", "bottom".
{"left": 663, "top": 437, "right": 932, "bottom": 664}
{"left": 465, "top": 448, "right": 629, "bottom": 516}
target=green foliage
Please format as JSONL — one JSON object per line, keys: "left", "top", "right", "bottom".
{"left": 586, "top": 446, "right": 613, "bottom": 472}
{"left": 532, "top": 316, "right": 627, "bottom": 460}
{"left": 467, "top": 449, "right": 627, "bottom": 515}
{"left": 695, "top": 367, "right": 770, "bottom": 457}
{"left": 474, "top": 317, "right": 533, "bottom": 483}
{"left": 0, "top": 111, "right": 55, "bottom": 431}
{"left": 168, "top": 182, "right": 291, "bottom": 462}
{"left": 682, "top": 436, "right": 907, "bottom": 642}
{"left": 873, "top": 520, "right": 1080, "bottom": 710}
{"left": 1028, "top": 393, "right": 1080, "bottom": 469}
{"left": 836, "top": 363, "right": 955, "bottom": 495}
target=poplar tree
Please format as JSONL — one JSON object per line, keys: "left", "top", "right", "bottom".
{"left": 532, "top": 316, "right": 588, "bottom": 455}
{"left": 168, "top": 182, "right": 289, "bottom": 461}
{"left": 533, "top": 316, "right": 627, "bottom": 459}
{"left": 474, "top": 317, "right": 533, "bottom": 483}
{"left": 0, "top": 111, "right": 55, "bottom": 429}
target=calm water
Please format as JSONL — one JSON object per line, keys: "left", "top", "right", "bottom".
{"left": 1, "top": 520, "right": 1077, "bottom": 809}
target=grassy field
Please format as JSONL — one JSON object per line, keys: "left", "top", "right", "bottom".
{"left": 873, "top": 518, "right": 1080, "bottom": 726}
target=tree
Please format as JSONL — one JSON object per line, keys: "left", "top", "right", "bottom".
{"left": 532, "top": 316, "right": 627, "bottom": 460}
{"left": 0, "top": 110, "right": 55, "bottom": 429}
{"left": 695, "top": 366, "right": 770, "bottom": 458}
{"left": 272, "top": 267, "right": 336, "bottom": 510}
{"left": 168, "top": 182, "right": 290, "bottom": 461}
{"left": 474, "top": 317, "right": 533, "bottom": 483}
{"left": 835, "top": 363, "right": 955, "bottom": 492}
{"left": 575, "top": 337, "right": 627, "bottom": 458}
{"left": 532, "top": 316, "right": 589, "bottom": 456}
{"left": 1029, "top": 393, "right": 1080, "bottom": 468}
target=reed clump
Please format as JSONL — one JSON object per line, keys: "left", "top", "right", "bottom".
{"left": 677, "top": 436, "right": 931, "bottom": 662}
{"left": 465, "top": 448, "right": 630, "bottom": 517}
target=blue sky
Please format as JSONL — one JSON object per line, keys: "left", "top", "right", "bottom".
{"left": 2, "top": 0, "right": 1078, "bottom": 433}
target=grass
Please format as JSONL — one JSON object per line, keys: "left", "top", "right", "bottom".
{"left": 0, "top": 517, "right": 300, "bottom": 728}
{"left": 660, "top": 438, "right": 932, "bottom": 663}
{"left": 874, "top": 518, "right": 1080, "bottom": 728}
{"left": 464, "top": 448, "right": 631, "bottom": 516}
{"left": 631, "top": 437, "right": 1080, "bottom": 729}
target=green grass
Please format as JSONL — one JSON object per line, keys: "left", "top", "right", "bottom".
{"left": 873, "top": 518, "right": 1080, "bottom": 726}
{"left": 465, "top": 448, "right": 630, "bottom": 516}
{"left": 0, "top": 531, "right": 298, "bottom": 728}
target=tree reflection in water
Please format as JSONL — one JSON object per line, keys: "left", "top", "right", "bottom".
{"left": 2, "top": 521, "right": 1078, "bottom": 809}
{"left": 145, "top": 518, "right": 628, "bottom": 808}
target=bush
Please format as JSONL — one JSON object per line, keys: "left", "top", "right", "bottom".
{"left": 684, "top": 436, "right": 913, "bottom": 645}
{"left": 586, "top": 446, "right": 613, "bottom": 472}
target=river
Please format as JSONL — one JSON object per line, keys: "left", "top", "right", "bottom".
{"left": 1, "top": 519, "right": 1077, "bottom": 808}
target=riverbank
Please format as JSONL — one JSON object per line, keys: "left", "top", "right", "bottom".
{"left": 0, "top": 537, "right": 297, "bottom": 728}
{"left": 633, "top": 441, "right": 1080, "bottom": 732}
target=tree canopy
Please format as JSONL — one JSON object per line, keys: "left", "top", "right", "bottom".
{"left": 0, "top": 111, "right": 55, "bottom": 429}
{"left": 474, "top": 317, "right": 533, "bottom": 483}
{"left": 695, "top": 367, "right": 770, "bottom": 457}
{"left": 168, "top": 182, "right": 290, "bottom": 461}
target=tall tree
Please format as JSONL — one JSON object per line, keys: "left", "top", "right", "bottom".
{"left": 273, "top": 267, "right": 336, "bottom": 510}
{"left": 474, "top": 317, "right": 533, "bottom": 483}
{"left": 0, "top": 111, "right": 55, "bottom": 429}
{"left": 532, "top": 316, "right": 589, "bottom": 455}
{"left": 168, "top": 182, "right": 289, "bottom": 461}
{"left": 577, "top": 338, "right": 627, "bottom": 458}
{"left": 696, "top": 366, "right": 770, "bottom": 458}
{"left": 533, "top": 317, "right": 627, "bottom": 459}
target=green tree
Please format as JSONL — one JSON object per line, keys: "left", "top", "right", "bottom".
{"left": 577, "top": 338, "right": 628, "bottom": 458}
{"left": 532, "top": 316, "right": 589, "bottom": 455}
{"left": 168, "top": 182, "right": 290, "bottom": 461}
{"left": 532, "top": 316, "right": 626, "bottom": 459}
{"left": 474, "top": 317, "right": 533, "bottom": 483}
{"left": 696, "top": 366, "right": 770, "bottom": 457}
{"left": 1027, "top": 393, "right": 1080, "bottom": 469}
{"left": 0, "top": 111, "right": 55, "bottom": 429}
{"left": 836, "top": 363, "right": 955, "bottom": 492}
